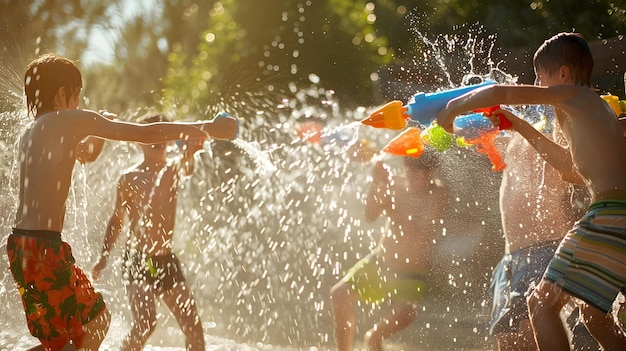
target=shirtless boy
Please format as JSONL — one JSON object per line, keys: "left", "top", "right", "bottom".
{"left": 92, "top": 115, "right": 207, "bottom": 351}
{"left": 330, "top": 150, "right": 448, "bottom": 351}
{"left": 437, "top": 32, "right": 626, "bottom": 350}
{"left": 490, "top": 120, "right": 595, "bottom": 350}
{"left": 6, "top": 53, "right": 238, "bottom": 351}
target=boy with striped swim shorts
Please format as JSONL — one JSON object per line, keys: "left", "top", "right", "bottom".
{"left": 436, "top": 32, "right": 626, "bottom": 350}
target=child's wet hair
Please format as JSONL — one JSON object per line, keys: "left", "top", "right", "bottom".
{"left": 533, "top": 32, "right": 593, "bottom": 87}
{"left": 24, "top": 53, "right": 82, "bottom": 117}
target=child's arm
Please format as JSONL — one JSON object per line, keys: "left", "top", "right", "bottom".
{"left": 491, "top": 108, "right": 583, "bottom": 184}
{"left": 69, "top": 110, "right": 210, "bottom": 144}
{"left": 436, "top": 84, "right": 573, "bottom": 133}
{"left": 75, "top": 111, "right": 117, "bottom": 164}
{"left": 365, "top": 162, "right": 392, "bottom": 222}
{"left": 176, "top": 113, "right": 239, "bottom": 140}
{"left": 92, "top": 176, "right": 128, "bottom": 281}
{"left": 436, "top": 84, "right": 584, "bottom": 184}
{"left": 198, "top": 113, "right": 239, "bottom": 140}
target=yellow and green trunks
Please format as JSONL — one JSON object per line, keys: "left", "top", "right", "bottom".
{"left": 344, "top": 252, "right": 427, "bottom": 305}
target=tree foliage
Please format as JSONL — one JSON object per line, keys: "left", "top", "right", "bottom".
{"left": 2, "top": 0, "right": 625, "bottom": 116}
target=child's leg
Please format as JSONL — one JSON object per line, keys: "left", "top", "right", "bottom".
{"left": 527, "top": 279, "right": 571, "bottom": 351}
{"left": 122, "top": 284, "right": 158, "bottom": 351}
{"left": 495, "top": 319, "right": 536, "bottom": 351}
{"left": 161, "top": 282, "right": 205, "bottom": 351}
{"left": 330, "top": 280, "right": 359, "bottom": 351}
{"left": 364, "top": 301, "right": 417, "bottom": 351}
{"left": 79, "top": 305, "right": 111, "bottom": 351}
{"left": 579, "top": 301, "right": 626, "bottom": 350}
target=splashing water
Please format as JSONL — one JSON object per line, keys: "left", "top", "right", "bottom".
{"left": 0, "top": 26, "right": 552, "bottom": 351}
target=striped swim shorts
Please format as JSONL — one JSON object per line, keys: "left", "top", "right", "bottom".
{"left": 544, "top": 200, "right": 626, "bottom": 313}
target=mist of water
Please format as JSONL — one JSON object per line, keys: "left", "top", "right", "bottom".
{"left": 0, "top": 24, "right": 527, "bottom": 351}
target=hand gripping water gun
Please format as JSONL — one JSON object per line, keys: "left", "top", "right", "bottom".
{"left": 362, "top": 80, "right": 511, "bottom": 171}
{"left": 382, "top": 109, "right": 510, "bottom": 170}
{"left": 361, "top": 80, "right": 496, "bottom": 129}
{"left": 454, "top": 106, "right": 511, "bottom": 172}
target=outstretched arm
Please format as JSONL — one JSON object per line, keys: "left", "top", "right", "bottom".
{"left": 186, "top": 113, "right": 240, "bottom": 140}
{"left": 436, "top": 84, "right": 583, "bottom": 184}
{"left": 489, "top": 108, "right": 583, "bottom": 184}
{"left": 92, "top": 176, "right": 128, "bottom": 281}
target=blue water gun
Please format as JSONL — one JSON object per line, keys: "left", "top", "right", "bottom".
{"left": 361, "top": 80, "right": 496, "bottom": 129}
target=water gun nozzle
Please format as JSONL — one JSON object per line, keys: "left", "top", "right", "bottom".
{"left": 361, "top": 101, "right": 409, "bottom": 130}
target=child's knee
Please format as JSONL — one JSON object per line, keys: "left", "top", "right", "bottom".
{"left": 527, "top": 280, "right": 566, "bottom": 315}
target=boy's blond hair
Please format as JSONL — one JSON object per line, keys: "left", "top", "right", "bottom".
{"left": 533, "top": 32, "right": 593, "bottom": 87}
{"left": 24, "top": 53, "right": 82, "bottom": 117}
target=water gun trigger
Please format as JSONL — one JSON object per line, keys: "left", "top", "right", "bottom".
{"left": 473, "top": 105, "right": 512, "bottom": 130}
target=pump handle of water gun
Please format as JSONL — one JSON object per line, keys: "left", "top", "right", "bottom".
{"left": 473, "top": 105, "right": 512, "bottom": 130}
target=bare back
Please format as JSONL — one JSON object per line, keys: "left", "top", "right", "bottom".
{"left": 14, "top": 109, "right": 207, "bottom": 233}
{"left": 15, "top": 113, "right": 91, "bottom": 232}
{"left": 121, "top": 161, "right": 181, "bottom": 257}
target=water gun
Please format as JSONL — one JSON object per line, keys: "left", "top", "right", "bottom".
{"left": 381, "top": 110, "right": 509, "bottom": 171}
{"left": 601, "top": 94, "right": 626, "bottom": 116}
{"left": 454, "top": 106, "right": 511, "bottom": 172}
{"left": 361, "top": 80, "right": 496, "bottom": 129}
{"left": 383, "top": 127, "right": 425, "bottom": 158}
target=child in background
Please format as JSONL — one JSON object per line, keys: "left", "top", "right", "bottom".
{"left": 330, "top": 149, "right": 448, "bottom": 351}
{"left": 436, "top": 32, "right": 626, "bottom": 350}
{"left": 92, "top": 115, "right": 208, "bottom": 351}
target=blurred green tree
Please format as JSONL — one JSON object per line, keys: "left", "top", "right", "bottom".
{"left": 163, "top": 0, "right": 394, "bottom": 116}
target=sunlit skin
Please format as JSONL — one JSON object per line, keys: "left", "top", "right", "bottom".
{"left": 16, "top": 103, "right": 237, "bottom": 234}
{"left": 330, "top": 159, "right": 448, "bottom": 351}
{"left": 495, "top": 127, "right": 590, "bottom": 351}
{"left": 436, "top": 42, "right": 626, "bottom": 351}
{"left": 92, "top": 138, "right": 205, "bottom": 351}
{"left": 501, "top": 74, "right": 587, "bottom": 260}
{"left": 15, "top": 54, "right": 237, "bottom": 351}
{"left": 436, "top": 76, "right": 626, "bottom": 202}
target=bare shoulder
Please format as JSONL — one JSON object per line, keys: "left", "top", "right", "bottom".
{"left": 492, "top": 84, "right": 582, "bottom": 106}
{"left": 36, "top": 109, "right": 106, "bottom": 140}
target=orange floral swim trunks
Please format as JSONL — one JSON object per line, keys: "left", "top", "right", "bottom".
{"left": 6, "top": 228, "right": 106, "bottom": 351}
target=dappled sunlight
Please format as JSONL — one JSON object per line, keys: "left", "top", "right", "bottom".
{"left": 1, "top": 1, "right": 625, "bottom": 350}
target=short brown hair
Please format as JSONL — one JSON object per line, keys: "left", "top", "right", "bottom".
{"left": 533, "top": 32, "right": 593, "bottom": 87}
{"left": 24, "top": 53, "right": 82, "bottom": 116}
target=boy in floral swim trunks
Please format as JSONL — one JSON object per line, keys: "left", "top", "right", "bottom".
{"left": 437, "top": 32, "right": 626, "bottom": 350}
{"left": 330, "top": 149, "right": 448, "bottom": 351}
{"left": 6, "top": 53, "right": 238, "bottom": 351}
